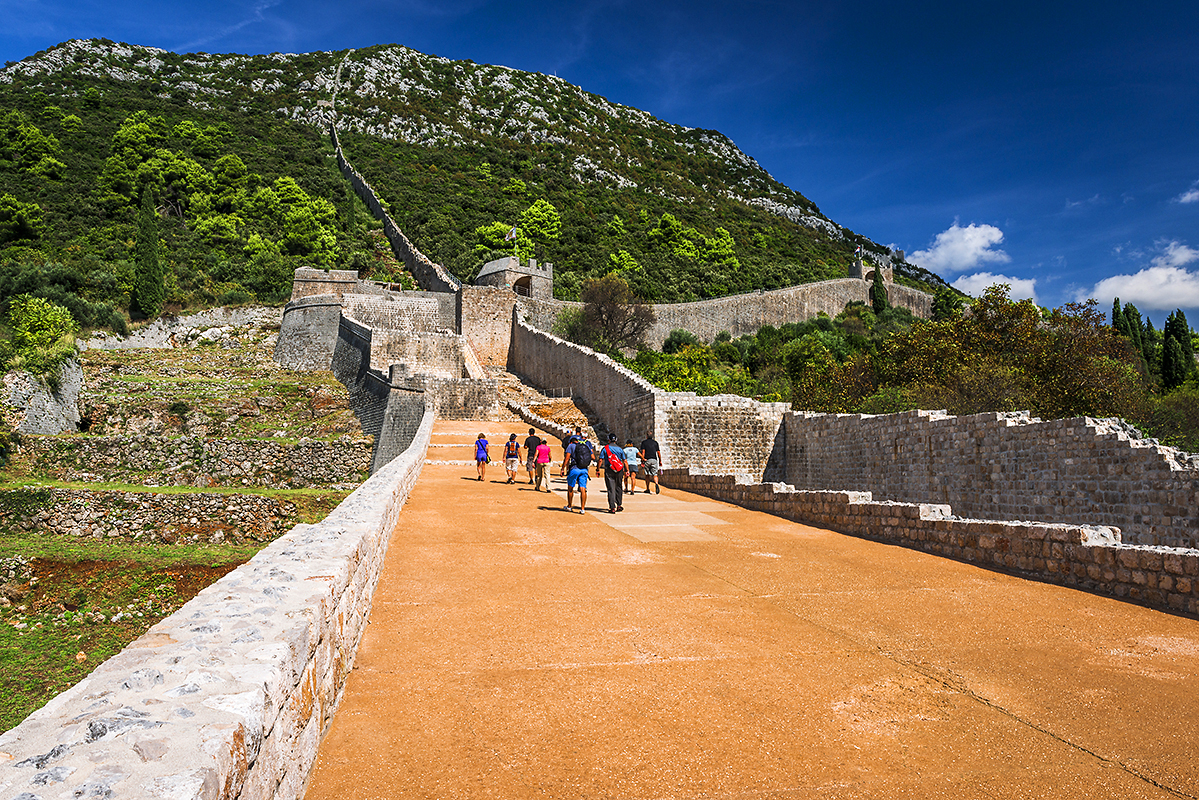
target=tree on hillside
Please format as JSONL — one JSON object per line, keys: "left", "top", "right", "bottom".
{"left": 133, "top": 188, "right": 164, "bottom": 319}
{"left": 870, "top": 265, "right": 889, "bottom": 314}
{"left": 562, "top": 273, "right": 655, "bottom": 352}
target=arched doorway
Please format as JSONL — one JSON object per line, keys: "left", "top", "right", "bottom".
{"left": 513, "top": 276, "right": 532, "bottom": 297}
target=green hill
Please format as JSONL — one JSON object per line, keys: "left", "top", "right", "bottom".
{"left": 0, "top": 37, "right": 951, "bottom": 329}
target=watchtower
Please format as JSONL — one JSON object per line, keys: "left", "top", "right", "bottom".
{"left": 848, "top": 257, "right": 893, "bottom": 284}
{"left": 475, "top": 256, "right": 554, "bottom": 299}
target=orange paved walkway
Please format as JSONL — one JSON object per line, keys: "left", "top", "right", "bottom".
{"left": 305, "top": 420, "right": 1199, "bottom": 799}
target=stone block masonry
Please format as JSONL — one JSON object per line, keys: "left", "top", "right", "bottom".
{"left": 0, "top": 487, "right": 300, "bottom": 545}
{"left": 662, "top": 468, "right": 1199, "bottom": 617}
{"left": 0, "top": 404, "right": 437, "bottom": 800}
{"left": 783, "top": 410, "right": 1199, "bottom": 549}
{"left": 509, "top": 311, "right": 655, "bottom": 443}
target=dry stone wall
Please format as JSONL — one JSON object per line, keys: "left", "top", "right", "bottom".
{"left": 783, "top": 410, "right": 1199, "bottom": 549}
{"left": 0, "top": 406, "right": 436, "bottom": 800}
{"left": 0, "top": 487, "right": 299, "bottom": 545}
{"left": 662, "top": 469, "right": 1199, "bottom": 617}
{"left": 18, "top": 434, "right": 371, "bottom": 489}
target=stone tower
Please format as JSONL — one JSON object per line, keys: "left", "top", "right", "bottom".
{"left": 475, "top": 256, "right": 554, "bottom": 299}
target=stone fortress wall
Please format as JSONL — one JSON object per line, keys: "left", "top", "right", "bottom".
{"left": 782, "top": 410, "right": 1199, "bottom": 550}
{"left": 0, "top": 404, "right": 438, "bottom": 800}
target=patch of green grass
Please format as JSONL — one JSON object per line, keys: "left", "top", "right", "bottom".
{"left": 0, "top": 620, "right": 148, "bottom": 732}
{"left": 0, "top": 532, "right": 261, "bottom": 567}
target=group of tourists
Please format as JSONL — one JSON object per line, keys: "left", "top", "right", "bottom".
{"left": 473, "top": 427, "right": 663, "bottom": 515}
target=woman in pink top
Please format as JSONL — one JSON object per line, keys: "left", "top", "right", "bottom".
{"left": 534, "top": 441, "right": 552, "bottom": 492}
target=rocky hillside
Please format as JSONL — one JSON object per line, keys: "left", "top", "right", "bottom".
{"left": 0, "top": 38, "right": 951, "bottom": 311}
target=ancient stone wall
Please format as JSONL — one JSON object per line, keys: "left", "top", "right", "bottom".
{"left": 369, "top": 330, "right": 466, "bottom": 377}
{"left": 18, "top": 434, "right": 371, "bottom": 489}
{"left": 275, "top": 296, "right": 342, "bottom": 371}
{"left": 651, "top": 393, "right": 789, "bottom": 480}
{"left": 460, "top": 285, "right": 521, "bottom": 367}
{"left": 0, "top": 487, "right": 300, "bottom": 545}
{"left": 509, "top": 313, "right": 654, "bottom": 441}
{"left": 0, "top": 404, "right": 437, "bottom": 800}
{"left": 289, "top": 268, "right": 361, "bottom": 301}
{"left": 330, "top": 124, "right": 461, "bottom": 294}
{"left": 782, "top": 410, "right": 1199, "bottom": 549}
{"left": 341, "top": 293, "right": 444, "bottom": 335}
{"left": 662, "top": 469, "right": 1199, "bottom": 617}
{"left": 643, "top": 279, "right": 932, "bottom": 346}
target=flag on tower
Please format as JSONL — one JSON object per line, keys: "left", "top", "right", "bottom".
{"left": 504, "top": 227, "right": 518, "bottom": 242}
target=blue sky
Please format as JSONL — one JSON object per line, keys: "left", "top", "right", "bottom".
{"left": 2, "top": 0, "right": 1198, "bottom": 322}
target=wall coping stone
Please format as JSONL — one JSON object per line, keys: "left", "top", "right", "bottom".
{"left": 0, "top": 404, "right": 436, "bottom": 800}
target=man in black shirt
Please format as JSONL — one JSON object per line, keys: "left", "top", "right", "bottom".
{"left": 639, "top": 433, "right": 662, "bottom": 494}
{"left": 523, "top": 428, "right": 541, "bottom": 485}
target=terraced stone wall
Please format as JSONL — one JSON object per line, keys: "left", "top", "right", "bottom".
{"left": 662, "top": 469, "right": 1199, "bottom": 617}
{"left": 783, "top": 410, "right": 1199, "bottom": 549}
{"left": 0, "top": 487, "right": 300, "bottom": 545}
{"left": 0, "top": 405, "right": 437, "bottom": 800}
{"left": 18, "top": 434, "right": 371, "bottom": 489}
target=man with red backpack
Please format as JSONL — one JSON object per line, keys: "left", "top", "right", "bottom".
{"left": 502, "top": 433, "right": 521, "bottom": 484}
{"left": 600, "top": 433, "right": 627, "bottom": 513}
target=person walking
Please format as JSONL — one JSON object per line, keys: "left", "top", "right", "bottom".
{"left": 534, "top": 438, "right": 552, "bottom": 491}
{"left": 503, "top": 434, "right": 521, "bottom": 484}
{"left": 474, "top": 433, "right": 489, "bottom": 481}
{"left": 560, "top": 428, "right": 580, "bottom": 478}
{"left": 523, "top": 428, "right": 541, "bottom": 485}
{"left": 622, "top": 438, "right": 641, "bottom": 493}
{"left": 639, "top": 432, "right": 662, "bottom": 493}
{"left": 600, "top": 433, "right": 627, "bottom": 513}
{"left": 563, "top": 433, "right": 592, "bottom": 514}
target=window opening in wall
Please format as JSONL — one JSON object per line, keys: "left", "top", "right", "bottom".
{"left": 513, "top": 276, "right": 532, "bottom": 297}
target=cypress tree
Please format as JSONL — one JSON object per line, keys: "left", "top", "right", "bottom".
{"left": 870, "top": 266, "right": 889, "bottom": 314}
{"left": 1123, "top": 303, "right": 1144, "bottom": 354}
{"left": 133, "top": 189, "right": 164, "bottom": 318}
{"left": 1113, "top": 297, "right": 1129, "bottom": 336}
{"left": 1162, "top": 335, "right": 1185, "bottom": 390}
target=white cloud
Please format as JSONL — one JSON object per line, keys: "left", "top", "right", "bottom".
{"left": 1078, "top": 240, "right": 1199, "bottom": 311}
{"left": 952, "top": 272, "right": 1038, "bottom": 304}
{"left": 910, "top": 222, "right": 1011, "bottom": 276}
{"left": 1151, "top": 240, "right": 1199, "bottom": 268}
{"left": 1174, "top": 181, "right": 1199, "bottom": 204}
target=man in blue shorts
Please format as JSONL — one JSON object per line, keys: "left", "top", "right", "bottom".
{"left": 563, "top": 434, "right": 593, "bottom": 514}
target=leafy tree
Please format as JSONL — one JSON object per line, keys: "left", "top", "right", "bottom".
{"left": 578, "top": 273, "right": 655, "bottom": 352}
{"left": 8, "top": 294, "right": 78, "bottom": 351}
{"left": 662, "top": 328, "right": 701, "bottom": 354}
{"left": 132, "top": 189, "right": 163, "bottom": 318}
{"left": 0, "top": 194, "right": 44, "bottom": 244}
{"left": 519, "top": 198, "right": 561, "bottom": 252}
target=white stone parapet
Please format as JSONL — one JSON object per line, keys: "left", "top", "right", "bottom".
{"left": 0, "top": 405, "right": 435, "bottom": 800}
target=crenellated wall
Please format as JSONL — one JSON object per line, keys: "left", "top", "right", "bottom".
{"left": 782, "top": 410, "right": 1199, "bottom": 549}
{"left": 329, "top": 124, "right": 461, "bottom": 295}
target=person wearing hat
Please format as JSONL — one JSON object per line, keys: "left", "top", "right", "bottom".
{"left": 600, "top": 432, "right": 628, "bottom": 513}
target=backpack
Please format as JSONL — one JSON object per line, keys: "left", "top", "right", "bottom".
{"left": 505, "top": 441, "right": 519, "bottom": 459}
{"left": 604, "top": 445, "right": 625, "bottom": 472}
{"left": 573, "top": 441, "right": 593, "bottom": 469}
